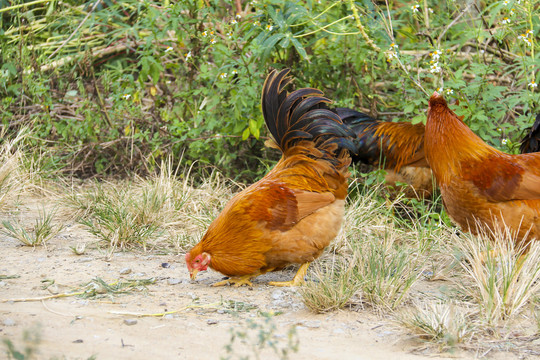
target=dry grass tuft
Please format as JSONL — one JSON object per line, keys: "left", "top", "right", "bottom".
{"left": 63, "top": 159, "right": 235, "bottom": 252}
{"left": 1, "top": 207, "right": 63, "bottom": 247}
{"left": 454, "top": 225, "right": 540, "bottom": 326}
{"left": 397, "top": 300, "right": 476, "bottom": 348}
{"left": 299, "top": 256, "right": 361, "bottom": 313}
{"left": 0, "top": 128, "right": 37, "bottom": 210}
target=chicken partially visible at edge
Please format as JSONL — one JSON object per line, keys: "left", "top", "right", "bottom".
{"left": 520, "top": 113, "right": 540, "bottom": 154}
{"left": 425, "top": 92, "right": 540, "bottom": 245}
{"left": 185, "top": 69, "right": 357, "bottom": 287}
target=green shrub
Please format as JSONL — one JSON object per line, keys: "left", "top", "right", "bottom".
{"left": 1, "top": 0, "right": 538, "bottom": 180}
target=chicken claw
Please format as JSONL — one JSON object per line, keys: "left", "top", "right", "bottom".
{"left": 212, "top": 275, "right": 254, "bottom": 287}
{"left": 268, "top": 262, "right": 310, "bottom": 287}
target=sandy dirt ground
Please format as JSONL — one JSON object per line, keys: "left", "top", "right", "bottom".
{"left": 0, "top": 208, "right": 536, "bottom": 360}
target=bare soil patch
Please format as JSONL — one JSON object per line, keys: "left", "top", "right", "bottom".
{"left": 0, "top": 197, "right": 538, "bottom": 360}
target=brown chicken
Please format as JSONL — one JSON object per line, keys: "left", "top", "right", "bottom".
{"left": 340, "top": 108, "right": 540, "bottom": 200}
{"left": 185, "top": 69, "right": 357, "bottom": 287}
{"left": 425, "top": 92, "right": 540, "bottom": 245}
{"left": 337, "top": 108, "right": 432, "bottom": 198}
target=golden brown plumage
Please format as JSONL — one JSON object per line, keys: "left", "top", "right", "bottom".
{"left": 185, "top": 69, "right": 356, "bottom": 286}
{"left": 425, "top": 92, "right": 540, "bottom": 245}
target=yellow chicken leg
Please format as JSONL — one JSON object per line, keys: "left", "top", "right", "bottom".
{"left": 268, "top": 262, "right": 310, "bottom": 287}
{"left": 211, "top": 271, "right": 264, "bottom": 287}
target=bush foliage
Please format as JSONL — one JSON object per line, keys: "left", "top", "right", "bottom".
{"left": 0, "top": 0, "right": 538, "bottom": 180}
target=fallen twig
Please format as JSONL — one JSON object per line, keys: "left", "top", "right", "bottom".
{"left": 110, "top": 302, "right": 221, "bottom": 317}
{"left": 1, "top": 291, "right": 86, "bottom": 303}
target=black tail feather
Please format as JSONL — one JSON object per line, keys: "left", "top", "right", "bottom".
{"left": 262, "top": 69, "right": 357, "bottom": 156}
{"left": 520, "top": 114, "right": 540, "bottom": 154}
{"left": 336, "top": 107, "right": 386, "bottom": 165}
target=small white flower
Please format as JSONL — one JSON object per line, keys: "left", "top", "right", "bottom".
{"left": 219, "top": 72, "right": 228, "bottom": 79}
{"left": 430, "top": 62, "right": 442, "bottom": 73}
{"left": 232, "top": 69, "right": 238, "bottom": 75}
{"left": 165, "top": 46, "right": 173, "bottom": 53}
{"left": 502, "top": 17, "right": 510, "bottom": 24}
{"left": 202, "top": 31, "right": 208, "bottom": 37}
{"left": 226, "top": 31, "right": 233, "bottom": 39}
{"left": 253, "top": 20, "right": 261, "bottom": 27}
{"left": 122, "top": 94, "right": 131, "bottom": 100}
{"left": 386, "top": 52, "right": 398, "bottom": 61}
{"left": 236, "top": 13, "right": 241, "bottom": 20}
{"left": 231, "top": 19, "right": 237, "bottom": 24}
{"left": 389, "top": 43, "right": 398, "bottom": 49}
{"left": 437, "top": 87, "right": 444, "bottom": 92}
{"left": 411, "top": 4, "right": 420, "bottom": 12}
{"left": 503, "top": 0, "right": 509, "bottom": 5}
{"left": 446, "top": 89, "right": 453, "bottom": 95}
{"left": 529, "top": 81, "right": 538, "bottom": 89}
{"left": 526, "top": 29, "right": 534, "bottom": 37}
{"left": 185, "top": 51, "right": 192, "bottom": 60}
{"left": 518, "top": 34, "right": 531, "bottom": 45}
{"left": 266, "top": 24, "right": 273, "bottom": 31}
{"left": 428, "top": 8, "right": 434, "bottom": 13}
{"left": 502, "top": 138, "right": 508, "bottom": 145}
{"left": 210, "top": 38, "right": 217, "bottom": 44}
{"left": 497, "top": 127, "right": 502, "bottom": 132}
{"left": 430, "top": 50, "right": 441, "bottom": 61}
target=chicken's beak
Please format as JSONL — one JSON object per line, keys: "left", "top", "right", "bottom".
{"left": 190, "top": 269, "right": 199, "bottom": 280}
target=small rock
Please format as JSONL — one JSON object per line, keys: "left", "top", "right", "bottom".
{"left": 168, "top": 278, "right": 181, "bottom": 285}
{"left": 161, "top": 263, "right": 170, "bottom": 268}
{"left": 3, "top": 318, "right": 16, "bottom": 326}
{"left": 119, "top": 268, "right": 132, "bottom": 275}
{"left": 163, "top": 314, "right": 174, "bottom": 320}
{"left": 332, "top": 328, "right": 345, "bottom": 335}
{"left": 217, "top": 309, "right": 225, "bottom": 314}
{"left": 123, "top": 319, "right": 138, "bottom": 326}
{"left": 159, "top": 302, "right": 167, "bottom": 306}
{"left": 300, "top": 320, "right": 321, "bottom": 329}
{"left": 0, "top": 281, "right": 6, "bottom": 287}
{"left": 73, "top": 339, "right": 83, "bottom": 343}
{"left": 77, "top": 257, "right": 93, "bottom": 263}
{"left": 207, "top": 319, "right": 218, "bottom": 325}
{"left": 272, "top": 299, "right": 291, "bottom": 308}
{"left": 271, "top": 290, "right": 284, "bottom": 300}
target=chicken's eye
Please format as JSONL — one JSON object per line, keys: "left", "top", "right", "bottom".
{"left": 195, "top": 259, "right": 200, "bottom": 263}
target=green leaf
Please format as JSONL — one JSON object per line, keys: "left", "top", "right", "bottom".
{"left": 290, "top": 37, "right": 307, "bottom": 60}
{"left": 242, "top": 127, "right": 250, "bottom": 140}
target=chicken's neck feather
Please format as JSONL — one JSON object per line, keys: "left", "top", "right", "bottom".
{"left": 426, "top": 104, "right": 496, "bottom": 185}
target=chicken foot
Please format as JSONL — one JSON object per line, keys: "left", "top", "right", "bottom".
{"left": 212, "top": 274, "right": 257, "bottom": 287}
{"left": 268, "top": 262, "right": 310, "bottom": 287}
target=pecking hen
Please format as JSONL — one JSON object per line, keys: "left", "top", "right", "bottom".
{"left": 425, "top": 92, "right": 540, "bottom": 245}
{"left": 185, "top": 69, "right": 357, "bottom": 287}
